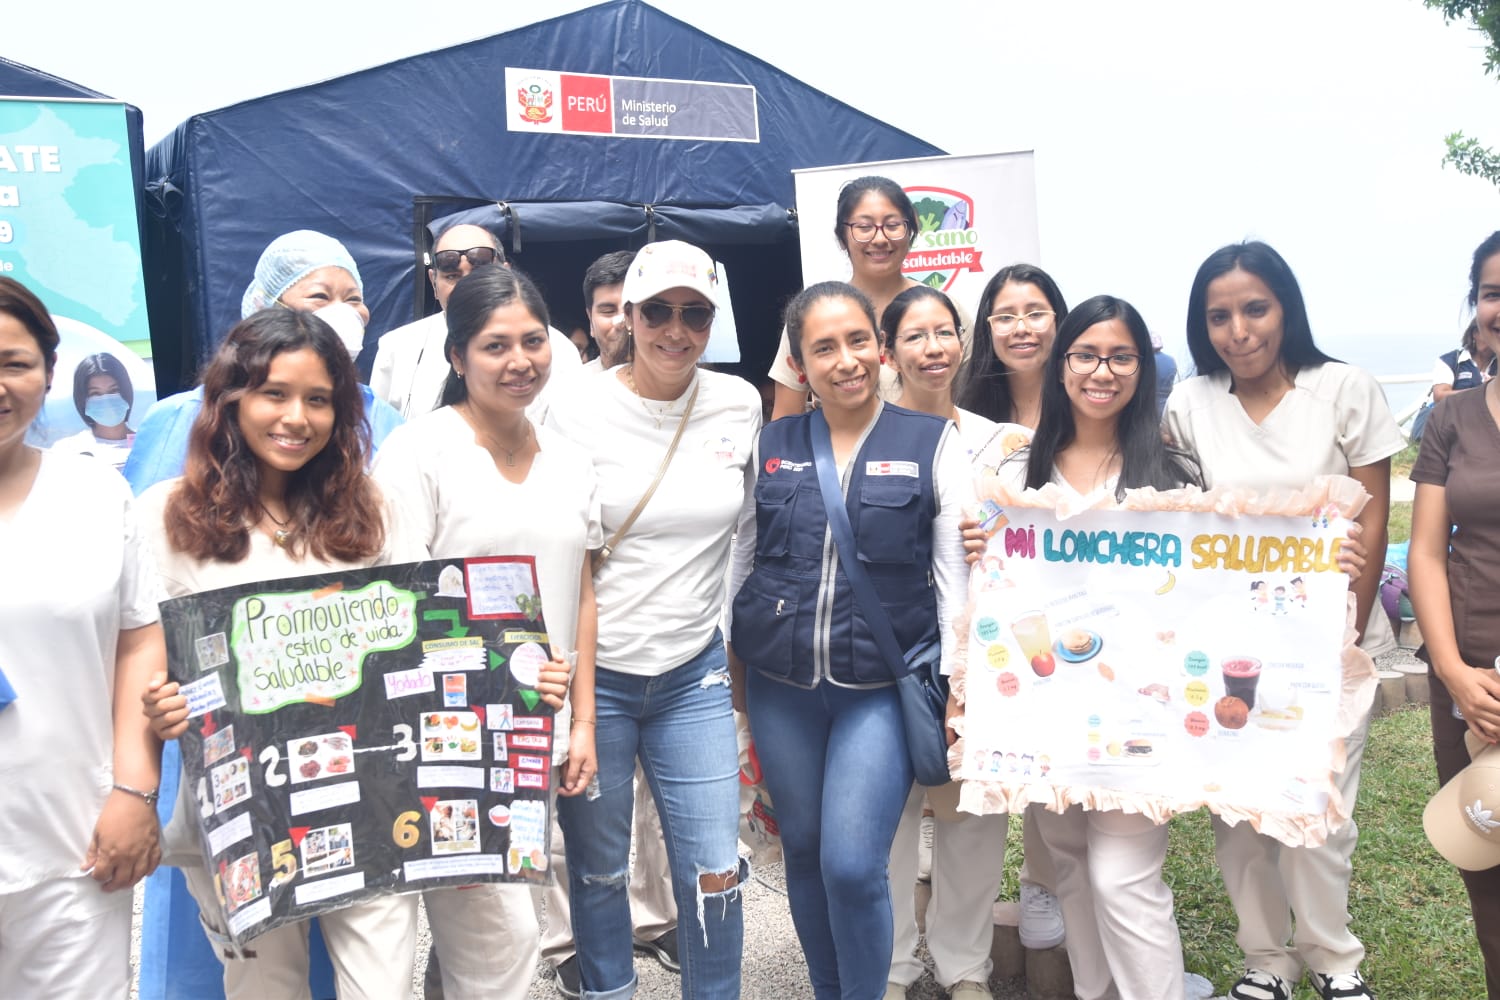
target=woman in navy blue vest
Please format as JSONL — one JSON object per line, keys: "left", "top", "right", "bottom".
{"left": 728, "top": 281, "right": 971, "bottom": 1000}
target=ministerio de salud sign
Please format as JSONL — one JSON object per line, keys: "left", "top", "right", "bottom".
{"left": 503, "top": 67, "right": 758, "bottom": 143}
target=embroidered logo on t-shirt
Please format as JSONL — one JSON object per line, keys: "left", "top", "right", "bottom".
{"left": 866, "top": 461, "right": 918, "bottom": 477}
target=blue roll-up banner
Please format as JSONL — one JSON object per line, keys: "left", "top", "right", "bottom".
{"left": 0, "top": 97, "right": 156, "bottom": 447}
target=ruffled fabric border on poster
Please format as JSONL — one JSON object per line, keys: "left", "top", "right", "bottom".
{"left": 948, "top": 474, "right": 1378, "bottom": 848}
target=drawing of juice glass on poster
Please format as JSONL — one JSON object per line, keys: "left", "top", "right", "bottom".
{"left": 160, "top": 556, "right": 556, "bottom": 945}
{"left": 0, "top": 98, "right": 156, "bottom": 445}
{"left": 958, "top": 485, "right": 1373, "bottom": 846}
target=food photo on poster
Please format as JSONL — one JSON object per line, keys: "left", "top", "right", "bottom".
{"left": 159, "top": 555, "right": 555, "bottom": 945}
{"left": 953, "top": 476, "right": 1378, "bottom": 849}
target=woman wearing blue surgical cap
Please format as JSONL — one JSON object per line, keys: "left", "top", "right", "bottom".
{"left": 50, "top": 352, "right": 137, "bottom": 470}
{"left": 123, "top": 231, "right": 403, "bottom": 494}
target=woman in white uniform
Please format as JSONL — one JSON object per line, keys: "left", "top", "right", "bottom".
{"left": 876, "top": 284, "right": 1060, "bottom": 1000}
{"left": 995, "top": 294, "right": 1203, "bottom": 1000}
{"left": 372, "top": 264, "right": 599, "bottom": 1000}
{"left": 137, "top": 308, "right": 428, "bottom": 1000}
{"left": 0, "top": 277, "right": 165, "bottom": 998}
{"left": 1164, "top": 241, "right": 1400, "bottom": 1000}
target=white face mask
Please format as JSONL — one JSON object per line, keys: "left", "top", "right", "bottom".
{"left": 313, "top": 301, "right": 367, "bottom": 359}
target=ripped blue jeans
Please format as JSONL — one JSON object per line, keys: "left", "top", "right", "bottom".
{"left": 555, "top": 631, "right": 744, "bottom": 1000}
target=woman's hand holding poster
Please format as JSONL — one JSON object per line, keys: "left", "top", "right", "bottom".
{"left": 161, "top": 556, "right": 556, "bottom": 945}
{"left": 954, "top": 477, "right": 1377, "bottom": 847}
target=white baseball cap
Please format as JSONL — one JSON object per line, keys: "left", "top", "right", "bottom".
{"left": 1424, "top": 736, "right": 1500, "bottom": 871}
{"left": 622, "top": 240, "right": 719, "bottom": 305}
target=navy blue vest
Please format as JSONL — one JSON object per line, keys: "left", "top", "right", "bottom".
{"left": 732, "top": 405, "right": 947, "bottom": 687}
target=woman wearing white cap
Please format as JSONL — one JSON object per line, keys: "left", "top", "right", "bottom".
{"left": 547, "top": 240, "right": 760, "bottom": 1000}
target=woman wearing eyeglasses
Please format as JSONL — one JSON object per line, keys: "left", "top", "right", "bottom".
{"left": 873, "top": 285, "right": 1061, "bottom": 1000}
{"left": 991, "top": 296, "right": 1203, "bottom": 1000}
{"left": 954, "top": 264, "right": 1069, "bottom": 441}
{"left": 767, "top": 176, "right": 926, "bottom": 420}
{"left": 1164, "top": 242, "right": 1399, "bottom": 1000}
{"left": 546, "top": 240, "right": 760, "bottom": 1000}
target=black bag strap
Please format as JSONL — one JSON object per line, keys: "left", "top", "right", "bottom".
{"left": 808, "top": 409, "right": 908, "bottom": 679}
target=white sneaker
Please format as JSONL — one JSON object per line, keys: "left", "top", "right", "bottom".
{"left": 1017, "top": 882, "right": 1065, "bottom": 949}
{"left": 917, "top": 813, "right": 935, "bottom": 883}
{"left": 883, "top": 983, "right": 908, "bottom": 1000}
{"left": 949, "top": 981, "right": 993, "bottom": 1000}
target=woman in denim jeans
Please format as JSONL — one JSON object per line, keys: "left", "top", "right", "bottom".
{"left": 728, "top": 282, "right": 971, "bottom": 1000}
{"left": 547, "top": 241, "right": 761, "bottom": 1000}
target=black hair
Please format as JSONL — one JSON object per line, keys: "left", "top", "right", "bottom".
{"left": 1184, "top": 241, "right": 1339, "bottom": 377}
{"left": 0, "top": 276, "right": 60, "bottom": 375}
{"left": 879, "top": 285, "right": 962, "bottom": 351}
{"left": 71, "top": 353, "right": 135, "bottom": 426}
{"left": 1468, "top": 231, "right": 1500, "bottom": 308}
{"left": 954, "top": 264, "right": 1068, "bottom": 422}
{"left": 582, "top": 250, "right": 635, "bottom": 312}
{"left": 1024, "top": 295, "right": 1202, "bottom": 499}
{"left": 833, "top": 176, "right": 916, "bottom": 252}
{"left": 784, "top": 281, "right": 877, "bottom": 367}
{"left": 441, "top": 266, "right": 550, "bottom": 406}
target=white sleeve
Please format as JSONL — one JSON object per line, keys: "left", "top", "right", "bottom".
{"left": 1337, "top": 366, "right": 1405, "bottom": 468}
{"left": 1429, "top": 356, "right": 1456, "bottom": 390}
{"left": 119, "top": 485, "right": 164, "bottom": 629}
{"left": 724, "top": 434, "right": 760, "bottom": 641}
{"left": 930, "top": 424, "right": 975, "bottom": 676}
{"left": 766, "top": 326, "right": 802, "bottom": 390}
{"left": 370, "top": 337, "right": 399, "bottom": 409}
{"left": 369, "top": 424, "right": 438, "bottom": 555}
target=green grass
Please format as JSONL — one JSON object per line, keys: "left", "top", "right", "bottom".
{"left": 1389, "top": 501, "right": 1412, "bottom": 545}
{"left": 994, "top": 706, "right": 1484, "bottom": 997}
{"left": 1391, "top": 442, "right": 1420, "bottom": 480}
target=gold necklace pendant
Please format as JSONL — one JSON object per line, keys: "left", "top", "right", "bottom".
{"left": 273, "top": 528, "right": 291, "bottom": 547}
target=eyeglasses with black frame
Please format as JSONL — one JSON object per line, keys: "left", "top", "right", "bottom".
{"left": 430, "top": 246, "right": 502, "bottom": 274}
{"left": 842, "top": 220, "right": 910, "bottom": 244}
{"left": 1064, "top": 351, "right": 1142, "bottom": 377}
{"left": 636, "top": 300, "right": 716, "bottom": 334}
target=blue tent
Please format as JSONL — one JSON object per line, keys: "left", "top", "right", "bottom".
{"left": 143, "top": 0, "right": 943, "bottom": 389}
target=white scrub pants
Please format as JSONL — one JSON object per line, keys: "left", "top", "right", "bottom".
{"left": 1211, "top": 708, "right": 1371, "bottom": 982}
{"left": 182, "top": 862, "right": 417, "bottom": 1000}
{"left": 0, "top": 875, "right": 132, "bottom": 1000}
{"left": 888, "top": 786, "right": 1058, "bottom": 988}
{"left": 425, "top": 883, "right": 539, "bottom": 1000}
{"left": 1033, "top": 804, "right": 1184, "bottom": 1000}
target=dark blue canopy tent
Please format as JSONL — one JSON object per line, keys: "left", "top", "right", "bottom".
{"left": 143, "top": 0, "right": 943, "bottom": 390}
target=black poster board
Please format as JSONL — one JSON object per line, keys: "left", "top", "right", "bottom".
{"left": 161, "top": 556, "right": 555, "bottom": 944}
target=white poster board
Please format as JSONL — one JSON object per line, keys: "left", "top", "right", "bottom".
{"left": 792, "top": 151, "right": 1040, "bottom": 327}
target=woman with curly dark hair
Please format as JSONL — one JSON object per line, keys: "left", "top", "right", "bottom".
{"left": 136, "top": 307, "right": 425, "bottom": 1000}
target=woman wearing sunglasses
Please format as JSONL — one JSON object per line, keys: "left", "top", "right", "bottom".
{"left": 546, "top": 240, "right": 761, "bottom": 1000}
{"left": 768, "top": 175, "right": 927, "bottom": 420}
{"left": 992, "top": 296, "right": 1203, "bottom": 1000}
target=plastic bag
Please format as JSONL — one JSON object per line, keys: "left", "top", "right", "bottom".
{"left": 735, "top": 712, "right": 781, "bottom": 865}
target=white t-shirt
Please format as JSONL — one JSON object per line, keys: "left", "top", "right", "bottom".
{"left": 546, "top": 368, "right": 761, "bottom": 676}
{"left": 136, "top": 478, "right": 426, "bottom": 864}
{"left": 50, "top": 427, "right": 134, "bottom": 471}
{"left": 369, "top": 311, "right": 582, "bottom": 421}
{"left": 0, "top": 451, "right": 162, "bottom": 892}
{"left": 371, "top": 409, "right": 603, "bottom": 762}
{"left": 1162, "top": 362, "right": 1404, "bottom": 653}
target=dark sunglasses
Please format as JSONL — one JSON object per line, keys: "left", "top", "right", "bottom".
{"left": 431, "top": 246, "right": 501, "bottom": 273}
{"left": 636, "top": 300, "right": 715, "bottom": 333}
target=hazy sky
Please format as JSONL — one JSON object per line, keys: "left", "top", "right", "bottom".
{"left": 6, "top": 0, "right": 1496, "bottom": 390}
